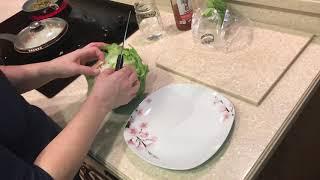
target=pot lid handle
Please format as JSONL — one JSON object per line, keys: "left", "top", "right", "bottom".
{"left": 29, "top": 21, "right": 43, "bottom": 32}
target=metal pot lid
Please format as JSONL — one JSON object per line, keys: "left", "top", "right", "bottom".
{"left": 15, "top": 17, "right": 67, "bottom": 52}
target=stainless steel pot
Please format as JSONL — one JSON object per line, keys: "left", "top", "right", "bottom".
{"left": 0, "top": 17, "right": 68, "bottom": 53}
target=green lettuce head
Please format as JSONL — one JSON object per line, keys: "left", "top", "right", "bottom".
{"left": 86, "top": 43, "right": 149, "bottom": 97}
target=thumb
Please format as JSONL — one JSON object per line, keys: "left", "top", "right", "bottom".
{"left": 101, "top": 68, "right": 114, "bottom": 76}
{"left": 77, "top": 65, "right": 100, "bottom": 76}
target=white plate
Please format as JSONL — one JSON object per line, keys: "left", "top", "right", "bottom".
{"left": 123, "top": 84, "right": 235, "bottom": 170}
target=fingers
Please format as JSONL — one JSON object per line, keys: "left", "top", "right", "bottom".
{"left": 129, "top": 71, "right": 138, "bottom": 84}
{"left": 94, "top": 47, "right": 105, "bottom": 62}
{"left": 79, "top": 47, "right": 105, "bottom": 64}
{"left": 115, "top": 67, "right": 139, "bottom": 89}
{"left": 78, "top": 66, "right": 100, "bottom": 76}
{"left": 130, "top": 80, "right": 140, "bottom": 97}
{"left": 127, "top": 69, "right": 140, "bottom": 96}
{"left": 115, "top": 66, "right": 134, "bottom": 78}
{"left": 89, "top": 47, "right": 105, "bottom": 62}
{"left": 95, "top": 68, "right": 114, "bottom": 80}
{"left": 101, "top": 68, "right": 114, "bottom": 76}
{"left": 84, "top": 42, "right": 108, "bottom": 49}
{"left": 92, "top": 60, "right": 105, "bottom": 69}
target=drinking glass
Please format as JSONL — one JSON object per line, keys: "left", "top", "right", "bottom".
{"left": 134, "top": 0, "right": 164, "bottom": 41}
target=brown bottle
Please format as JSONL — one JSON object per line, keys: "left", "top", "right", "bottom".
{"left": 170, "top": 0, "right": 193, "bottom": 31}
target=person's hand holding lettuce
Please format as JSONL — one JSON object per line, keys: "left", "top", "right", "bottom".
{"left": 86, "top": 43, "right": 149, "bottom": 100}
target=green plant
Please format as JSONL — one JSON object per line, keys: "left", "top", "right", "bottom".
{"left": 202, "top": 0, "right": 227, "bottom": 22}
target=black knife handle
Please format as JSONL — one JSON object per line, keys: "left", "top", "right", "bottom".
{"left": 115, "top": 55, "right": 124, "bottom": 71}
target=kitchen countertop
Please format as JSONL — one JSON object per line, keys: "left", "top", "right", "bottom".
{"left": 0, "top": 0, "right": 24, "bottom": 22}
{"left": 1, "top": 1, "right": 320, "bottom": 180}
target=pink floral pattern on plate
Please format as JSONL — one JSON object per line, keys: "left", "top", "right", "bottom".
{"left": 213, "top": 95, "right": 235, "bottom": 121}
{"left": 125, "top": 99, "right": 159, "bottom": 159}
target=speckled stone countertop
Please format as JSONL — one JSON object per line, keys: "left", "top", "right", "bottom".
{"left": 153, "top": 14, "right": 313, "bottom": 105}
{"left": 0, "top": 0, "right": 24, "bottom": 22}
{"left": 2, "top": 1, "right": 320, "bottom": 180}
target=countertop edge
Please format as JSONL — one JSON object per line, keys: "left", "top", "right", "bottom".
{"left": 245, "top": 69, "right": 320, "bottom": 180}
{"left": 89, "top": 152, "right": 131, "bottom": 180}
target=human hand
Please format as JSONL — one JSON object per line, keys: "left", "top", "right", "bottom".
{"left": 48, "top": 42, "right": 106, "bottom": 78}
{"left": 88, "top": 66, "right": 140, "bottom": 110}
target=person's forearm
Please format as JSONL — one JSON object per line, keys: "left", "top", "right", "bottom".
{"left": 34, "top": 95, "right": 110, "bottom": 180}
{"left": 0, "top": 62, "right": 57, "bottom": 93}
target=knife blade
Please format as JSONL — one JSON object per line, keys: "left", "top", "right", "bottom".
{"left": 115, "top": 10, "right": 132, "bottom": 71}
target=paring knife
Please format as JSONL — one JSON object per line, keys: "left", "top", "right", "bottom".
{"left": 115, "top": 10, "right": 132, "bottom": 71}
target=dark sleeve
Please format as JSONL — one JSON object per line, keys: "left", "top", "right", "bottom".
{"left": 0, "top": 145, "right": 53, "bottom": 180}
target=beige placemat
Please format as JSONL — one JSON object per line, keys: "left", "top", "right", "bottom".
{"left": 155, "top": 24, "right": 313, "bottom": 105}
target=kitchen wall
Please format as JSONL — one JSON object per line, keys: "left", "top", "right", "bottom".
{"left": 229, "top": 0, "right": 320, "bottom": 35}
{"left": 3, "top": 0, "right": 318, "bottom": 35}
{"left": 145, "top": 0, "right": 320, "bottom": 35}
{"left": 231, "top": 0, "right": 320, "bottom": 15}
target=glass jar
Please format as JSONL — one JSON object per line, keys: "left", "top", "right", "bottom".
{"left": 134, "top": 0, "right": 164, "bottom": 41}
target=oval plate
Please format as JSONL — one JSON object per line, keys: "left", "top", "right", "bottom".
{"left": 123, "top": 84, "right": 235, "bottom": 170}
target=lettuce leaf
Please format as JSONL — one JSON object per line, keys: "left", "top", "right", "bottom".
{"left": 202, "top": 0, "right": 227, "bottom": 23}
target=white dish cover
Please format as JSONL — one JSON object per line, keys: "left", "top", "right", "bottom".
{"left": 123, "top": 84, "right": 235, "bottom": 170}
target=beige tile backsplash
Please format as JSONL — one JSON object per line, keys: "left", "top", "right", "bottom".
{"left": 231, "top": 0, "right": 320, "bottom": 15}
